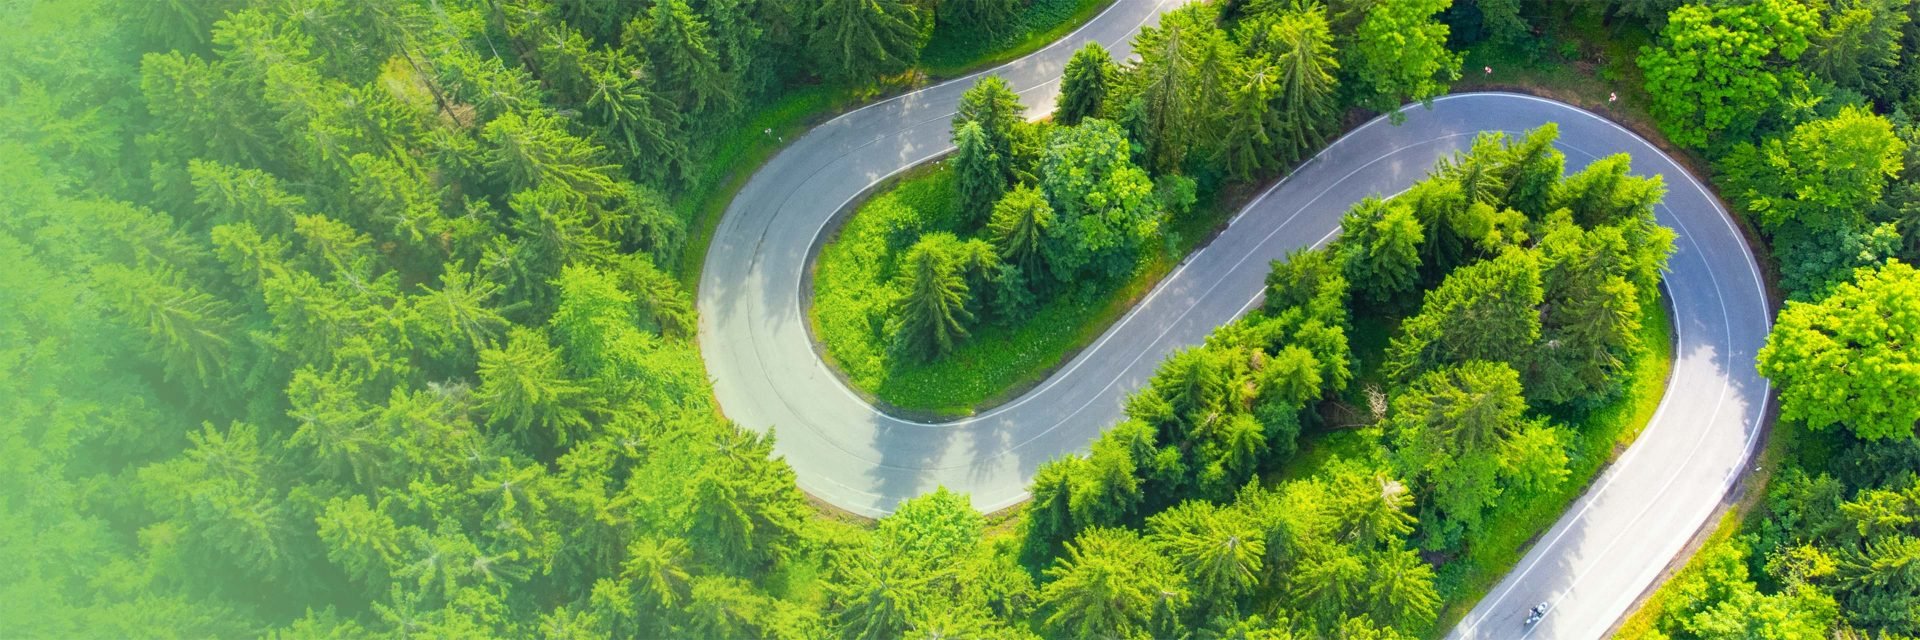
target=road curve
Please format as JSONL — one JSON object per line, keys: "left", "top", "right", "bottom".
{"left": 695, "top": 2, "right": 1772, "bottom": 636}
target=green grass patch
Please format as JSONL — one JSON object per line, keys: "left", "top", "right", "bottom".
{"left": 920, "top": 0, "right": 1116, "bottom": 78}
{"left": 1429, "top": 295, "right": 1677, "bottom": 634}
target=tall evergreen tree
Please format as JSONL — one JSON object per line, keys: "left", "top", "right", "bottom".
{"left": 1250, "top": 3, "right": 1340, "bottom": 164}
{"left": 987, "top": 184, "right": 1056, "bottom": 279}
{"left": 1336, "top": 197, "right": 1424, "bottom": 305}
{"left": 1041, "top": 527, "right": 1188, "bottom": 639}
{"left": 952, "top": 121, "right": 1006, "bottom": 226}
{"left": 1383, "top": 249, "right": 1543, "bottom": 383}
{"left": 809, "top": 0, "right": 931, "bottom": 83}
{"left": 891, "top": 233, "right": 976, "bottom": 361}
{"left": 1055, "top": 43, "right": 1116, "bottom": 126}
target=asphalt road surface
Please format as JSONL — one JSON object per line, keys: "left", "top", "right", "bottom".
{"left": 696, "top": 2, "right": 1773, "bottom": 636}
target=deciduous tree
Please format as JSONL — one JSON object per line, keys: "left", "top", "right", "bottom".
{"left": 1758, "top": 260, "right": 1920, "bottom": 441}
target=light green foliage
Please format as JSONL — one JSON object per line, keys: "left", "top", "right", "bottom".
{"left": 1637, "top": 0, "right": 1819, "bottom": 148}
{"left": 1758, "top": 260, "right": 1920, "bottom": 441}
{"left": 809, "top": 0, "right": 932, "bottom": 82}
{"left": 1041, "top": 527, "right": 1188, "bottom": 639}
{"left": 828, "top": 487, "right": 1030, "bottom": 639}
{"left": 1338, "top": 0, "right": 1461, "bottom": 118}
{"left": 1649, "top": 538, "right": 1839, "bottom": 639}
{"left": 1056, "top": 42, "right": 1115, "bottom": 126}
{"left": 1549, "top": 154, "right": 1667, "bottom": 230}
{"left": 1148, "top": 500, "right": 1265, "bottom": 605}
{"left": 1039, "top": 118, "right": 1161, "bottom": 282}
{"left": 1721, "top": 106, "right": 1906, "bottom": 233}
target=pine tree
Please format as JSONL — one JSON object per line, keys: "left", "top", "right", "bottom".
{"left": 1253, "top": 3, "right": 1339, "bottom": 165}
{"left": 890, "top": 233, "right": 975, "bottom": 361}
{"left": 1383, "top": 249, "right": 1543, "bottom": 383}
{"left": 1056, "top": 43, "right": 1115, "bottom": 126}
{"left": 637, "top": 0, "right": 738, "bottom": 120}
{"left": 92, "top": 264, "right": 240, "bottom": 388}
{"left": 1336, "top": 197, "right": 1423, "bottom": 305}
{"left": 1041, "top": 527, "right": 1188, "bottom": 639}
{"left": 955, "top": 76, "right": 1026, "bottom": 173}
{"left": 475, "top": 327, "right": 593, "bottom": 441}
{"left": 987, "top": 184, "right": 1056, "bottom": 281}
{"left": 1147, "top": 500, "right": 1264, "bottom": 604}
{"left": 938, "top": 0, "right": 1020, "bottom": 37}
{"left": 952, "top": 121, "right": 1006, "bottom": 226}
{"left": 809, "top": 0, "right": 930, "bottom": 83}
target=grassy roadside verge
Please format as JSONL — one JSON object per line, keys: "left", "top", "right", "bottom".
{"left": 1610, "top": 389, "right": 1792, "bottom": 638}
{"left": 1429, "top": 298, "right": 1677, "bottom": 633}
{"left": 674, "top": 86, "right": 853, "bottom": 288}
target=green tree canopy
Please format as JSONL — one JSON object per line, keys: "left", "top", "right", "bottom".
{"left": 1637, "top": 0, "right": 1819, "bottom": 148}
{"left": 1056, "top": 43, "right": 1116, "bottom": 126}
{"left": 1758, "top": 260, "right": 1920, "bottom": 441}
{"left": 809, "top": 0, "right": 931, "bottom": 83}
{"left": 1040, "top": 527, "right": 1188, "bottom": 639}
{"left": 1337, "top": 0, "right": 1460, "bottom": 118}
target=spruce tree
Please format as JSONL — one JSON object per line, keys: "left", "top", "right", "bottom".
{"left": 1055, "top": 42, "right": 1115, "bottom": 125}
{"left": 891, "top": 233, "right": 975, "bottom": 361}
{"left": 952, "top": 121, "right": 1005, "bottom": 226}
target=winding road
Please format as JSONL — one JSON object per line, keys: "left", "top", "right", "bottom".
{"left": 696, "top": 1, "right": 1773, "bottom": 636}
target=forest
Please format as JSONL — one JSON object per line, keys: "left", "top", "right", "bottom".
{"left": 0, "top": 0, "right": 1916, "bottom": 640}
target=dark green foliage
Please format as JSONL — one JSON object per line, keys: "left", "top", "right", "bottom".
{"left": 1244, "top": 2, "right": 1341, "bottom": 166}
{"left": 1056, "top": 42, "right": 1115, "bottom": 126}
{"left": 1384, "top": 249, "right": 1544, "bottom": 383}
{"left": 953, "top": 121, "right": 1008, "bottom": 226}
{"left": 987, "top": 184, "right": 1055, "bottom": 279}
{"left": 1385, "top": 361, "right": 1568, "bottom": 543}
{"left": 890, "top": 233, "right": 984, "bottom": 361}
{"left": 809, "top": 0, "right": 933, "bottom": 82}
{"left": 955, "top": 76, "right": 1026, "bottom": 178}
{"left": 939, "top": 0, "right": 1021, "bottom": 38}
{"left": 1337, "top": 197, "right": 1424, "bottom": 305}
